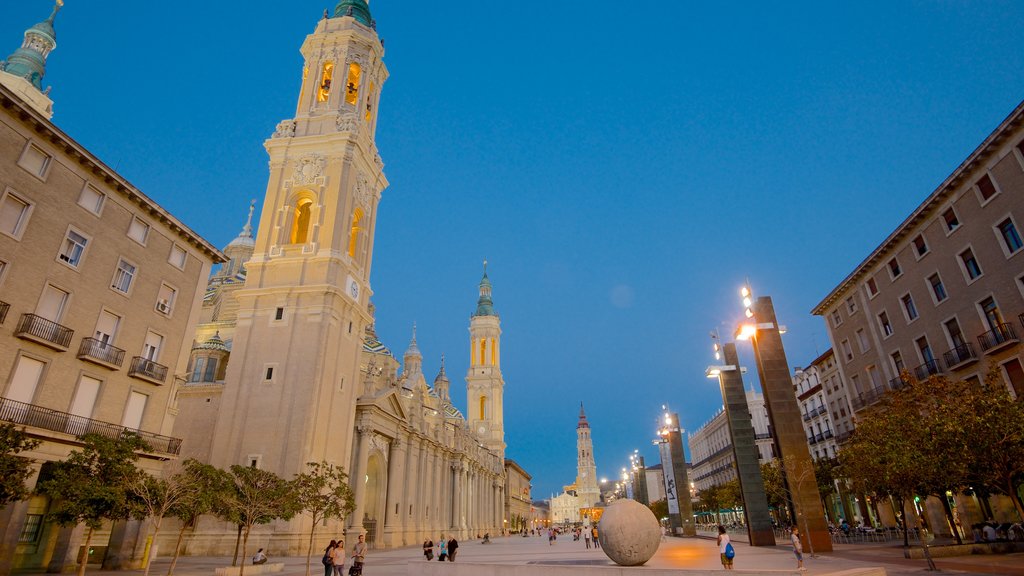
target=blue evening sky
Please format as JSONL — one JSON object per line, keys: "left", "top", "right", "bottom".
{"left": 5, "top": 1, "right": 1023, "bottom": 499}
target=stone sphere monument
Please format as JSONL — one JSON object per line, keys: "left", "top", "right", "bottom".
{"left": 597, "top": 499, "right": 662, "bottom": 566}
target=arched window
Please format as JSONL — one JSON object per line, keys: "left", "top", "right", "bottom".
{"left": 291, "top": 199, "right": 312, "bottom": 244}
{"left": 345, "top": 62, "right": 361, "bottom": 106}
{"left": 479, "top": 339, "right": 487, "bottom": 366}
{"left": 347, "top": 207, "right": 364, "bottom": 258}
{"left": 364, "top": 82, "right": 375, "bottom": 121}
{"left": 480, "top": 396, "right": 487, "bottom": 421}
{"left": 203, "top": 358, "right": 218, "bottom": 382}
{"left": 317, "top": 62, "right": 334, "bottom": 103}
{"left": 190, "top": 357, "right": 206, "bottom": 383}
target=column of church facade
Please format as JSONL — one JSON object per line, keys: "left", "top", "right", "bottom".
{"left": 451, "top": 461, "right": 462, "bottom": 532}
{"left": 469, "top": 466, "right": 478, "bottom": 536}
{"left": 382, "top": 437, "right": 406, "bottom": 546}
{"left": 347, "top": 423, "right": 373, "bottom": 537}
{"left": 412, "top": 437, "right": 425, "bottom": 539}
{"left": 418, "top": 441, "right": 432, "bottom": 540}
{"left": 402, "top": 434, "right": 420, "bottom": 542}
{"left": 433, "top": 450, "right": 445, "bottom": 535}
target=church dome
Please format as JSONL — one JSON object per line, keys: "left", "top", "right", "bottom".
{"left": 333, "top": 0, "right": 373, "bottom": 27}
{"left": 1, "top": 2, "right": 61, "bottom": 90}
{"left": 193, "top": 332, "right": 229, "bottom": 352}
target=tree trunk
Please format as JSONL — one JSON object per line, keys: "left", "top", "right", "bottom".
{"left": 1005, "top": 475, "right": 1024, "bottom": 521}
{"left": 898, "top": 497, "right": 909, "bottom": 548}
{"left": 232, "top": 524, "right": 242, "bottom": 567}
{"left": 167, "top": 523, "right": 187, "bottom": 576}
{"left": 306, "top": 517, "right": 317, "bottom": 576}
{"left": 78, "top": 527, "right": 94, "bottom": 576}
{"left": 914, "top": 507, "right": 938, "bottom": 571}
{"left": 239, "top": 526, "right": 250, "bottom": 576}
{"left": 143, "top": 517, "right": 163, "bottom": 576}
{"left": 938, "top": 493, "right": 962, "bottom": 545}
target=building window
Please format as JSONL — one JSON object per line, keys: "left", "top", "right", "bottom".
{"left": 111, "top": 259, "right": 137, "bottom": 293}
{"left": 191, "top": 357, "right": 206, "bottom": 382}
{"left": 959, "top": 248, "right": 983, "bottom": 281}
{"left": 866, "top": 277, "right": 878, "bottom": 297}
{"left": 912, "top": 235, "right": 929, "bottom": 258}
{"left": 122, "top": 391, "right": 148, "bottom": 430}
{"left": 979, "top": 296, "right": 1004, "bottom": 331}
{"left": 888, "top": 258, "right": 902, "bottom": 279}
{"left": 168, "top": 244, "right": 187, "bottom": 270}
{"left": 0, "top": 189, "right": 32, "bottom": 239}
{"left": 845, "top": 296, "right": 857, "bottom": 314}
{"left": 866, "top": 365, "right": 882, "bottom": 390}
{"left": 976, "top": 174, "right": 999, "bottom": 203}
{"left": 317, "top": 61, "right": 334, "bottom": 102}
{"left": 94, "top": 310, "right": 121, "bottom": 346}
{"left": 928, "top": 273, "right": 947, "bottom": 303}
{"left": 345, "top": 62, "right": 361, "bottom": 106}
{"left": 856, "top": 329, "right": 870, "bottom": 353}
{"left": 891, "top": 350, "right": 905, "bottom": 374}
{"left": 831, "top": 310, "right": 843, "bottom": 328}
{"left": 17, "top": 143, "right": 51, "bottom": 179}
{"left": 265, "top": 366, "right": 274, "bottom": 380}
{"left": 275, "top": 307, "right": 284, "bottom": 320}
{"left": 878, "top": 311, "right": 893, "bottom": 337}
{"left": 348, "top": 207, "right": 364, "bottom": 258}
{"left": 942, "top": 208, "right": 960, "bottom": 233}
{"left": 916, "top": 336, "right": 935, "bottom": 364}
{"left": 128, "top": 217, "right": 150, "bottom": 245}
{"left": 143, "top": 332, "right": 163, "bottom": 362}
{"left": 156, "top": 284, "right": 177, "bottom": 315}
{"left": 291, "top": 199, "right": 312, "bottom": 244}
{"left": 841, "top": 339, "right": 853, "bottom": 362}
{"left": 996, "top": 218, "right": 1023, "bottom": 255}
{"left": 18, "top": 514, "right": 43, "bottom": 543}
{"left": 58, "top": 229, "right": 89, "bottom": 268}
{"left": 901, "top": 293, "right": 918, "bottom": 321}
{"left": 945, "top": 317, "right": 967, "bottom": 349}
{"left": 78, "top": 184, "right": 105, "bottom": 215}
{"left": 0, "top": 259, "right": 7, "bottom": 285}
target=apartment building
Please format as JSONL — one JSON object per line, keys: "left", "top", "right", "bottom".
{"left": 812, "top": 99, "right": 1024, "bottom": 532}
{"left": 0, "top": 79, "right": 223, "bottom": 571}
{"left": 793, "top": 351, "right": 841, "bottom": 461}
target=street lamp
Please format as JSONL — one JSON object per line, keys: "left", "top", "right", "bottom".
{"left": 732, "top": 283, "right": 831, "bottom": 553}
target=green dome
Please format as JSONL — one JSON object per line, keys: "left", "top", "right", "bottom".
{"left": 473, "top": 266, "right": 496, "bottom": 317}
{"left": 1, "top": 2, "right": 60, "bottom": 91}
{"left": 333, "top": 0, "right": 373, "bottom": 27}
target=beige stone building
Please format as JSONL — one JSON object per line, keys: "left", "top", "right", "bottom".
{"left": 169, "top": 2, "right": 512, "bottom": 554}
{"left": 688, "top": 390, "right": 774, "bottom": 492}
{"left": 812, "top": 99, "right": 1024, "bottom": 533}
{"left": 0, "top": 5, "right": 224, "bottom": 573}
{"left": 504, "top": 459, "right": 532, "bottom": 533}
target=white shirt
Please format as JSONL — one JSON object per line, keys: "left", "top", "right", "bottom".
{"left": 719, "top": 533, "right": 731, "bottom": 553}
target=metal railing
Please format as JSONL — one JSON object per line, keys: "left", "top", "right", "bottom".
{"left": 0, "top": 300, "right": 9, "bottom": 324}
{"left": 913, "top": 359, "right": 942, "bottom": 380}
{"left": 15, "top": 313, "right": 74, "bottom": 349}
{"left": 978, "top": 323, "right": 1018, "bottom": 353}
{"left": 77, "top": 338, "right": 126, "bottom": 368}
{"left": 888, "top": 375, "right": 910, "bottom": 391}
{"left": 128, "top": 357, "right": 168, "bottom": 384}
{"left": 942, "top": 342, "right": 977, "bottom": 368}
{"left": 835, "top": 429, "right": 853, "bottom": 443}
{"left": 0, "top": 396, "right": 181, "bottom": 455}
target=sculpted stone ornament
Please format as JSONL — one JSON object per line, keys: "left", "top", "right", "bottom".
{"left": 336, "top": 112, "right": 358, "bottom": 134}
{"left": 273, "top": 120, "right": 296, "bottom": 138}
{"left": 293, "top": 155, "right": 325, "bottom": 184}
{"left": 597, "top": 499, "right": 661, "bottom": 566}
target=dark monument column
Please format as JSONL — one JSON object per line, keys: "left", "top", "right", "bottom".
{"left": 634, "top": 455, "right": 649, "bottom": 506}
{"left": 666, "top": 413, "right": 696, "bottom": 536}
{"left": 748, "top": 296, "right": 832, "bottom": 552}
{"left": 715, "top": 343, "right": 776, "bottom": 546}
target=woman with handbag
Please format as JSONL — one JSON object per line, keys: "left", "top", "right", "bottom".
{"left": 422, "top": 539, "right": 434, "bottom": 561}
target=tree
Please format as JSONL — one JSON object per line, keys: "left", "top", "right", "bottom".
{"left": 0, "top": 423, "right": 41, "bottom": 506}
{"left": 292, "top": 462, "right": 356, "bottom": 576}
{"left": 36, "top": 433, "right": 148, "bottom": 576}
{"left": 697, "top": 484, "right": 725, "bottom": 525}
{"left": 648, "top": 498, "right": 668, "bottom": 521}
{"left": 721, "top": 478, "right": 744, "bottom": 512}
{"left": 165, "top": 460, "right": 233, "bottom": 576}
{"left": 760, "top": 460, "right": 789, "bottom": 523}
{"left": 223, "top": 465, "right": 297, "bottom": 576}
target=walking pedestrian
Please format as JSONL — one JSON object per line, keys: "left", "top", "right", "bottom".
{"left": 438, "top": 536, "right": 448, "bottom": 561}
{"left": 447, "top": 536, "right": 459, "bottom": 561}
{"left": 584, "top": 529, "right": 591, "bottom": 549}
{"left": 350, "top": 534, "right": 366, "bottom": 575}
{"left": 591, "top": 526, "right": 600, "bottom": 548}
{"left": 322, "top": 540, "right": 337, "bottom": 576}
{"left": 717, "top": 525, "right": 734, "bottom": 570}
{"left": 330, "top": 539, "right": 346, "bottom": 576}
{"left": 791, "top": 526, "right": 805, "bottom": 571}
{"left": 422, "top": 539, "right": 434, "bottom": 561}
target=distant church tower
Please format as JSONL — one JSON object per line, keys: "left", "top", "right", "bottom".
{"left": 207, "top": 0, "right": 387, "bottom": 493}
{"left": 466, "top": 263, "right": 505, "bottom": 455}
{"left": 0, "top": 0, "right": 61, "bottom": 118}
{"left": 575, "top": 404, "right": 600, "bottom": 507}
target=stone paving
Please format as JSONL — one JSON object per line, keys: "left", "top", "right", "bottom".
{"left": 76, "top": 534, "right": 1024, "bottom": 576}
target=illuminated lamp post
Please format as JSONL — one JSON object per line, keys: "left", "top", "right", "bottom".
{"left": 736, "top": 284, "right": 832, "bottom": 553}
{"left": 655, "top": 409, "right": 696, "bottom": 536}
{"left": 706, "top": 334, "right": 776, "bottom": 546}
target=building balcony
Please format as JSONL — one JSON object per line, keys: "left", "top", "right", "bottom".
{"left": 835, "top": 429, "right": 853, "bottom": 444}
{"left": 15, "top": 313, "right": 74, "bottom": 351}
{"left": 77, "top": 338, "right": 125, "bottom": 370}
{"left": 942, "top": 342, "right": 978, "bottom": 370}
{"left": 808, "top": 434, "right": 819, "bottom": 446}
{"left": 913, "top": 359, "right": 943, "bottom": 381}
{"left": 128, "top": 357, "right": 168, "bottom": 385}
{"left": 0, "top": 396, "right": 182, "bottom": 456}
{"left": 888, "top": 375, "right": 910, "bottom": 391}
{"left": 0, "top": 300, "right": 9, "bottom": 324}
{"left": 977, "top": 323, "right": 1019, "bottom": 354}
{"left": 822, "top": 429, "right": 834, "bottom": 440}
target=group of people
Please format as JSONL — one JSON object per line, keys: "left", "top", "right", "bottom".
{"left": 322, "top": 535, "right": 367, "bottom": 576}
{"left": 421, "top": 536, "right": 460, "bottom": 562}
{"left": 716, "top": 525, "right": 806, "bottom": 571}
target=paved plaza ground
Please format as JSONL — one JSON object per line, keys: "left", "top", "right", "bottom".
{"left": 78, "top": 534, "right": 1023, "bottom": 576}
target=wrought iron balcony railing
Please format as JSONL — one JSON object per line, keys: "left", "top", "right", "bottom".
{"left": 942, "top": 342, "right": 977, "bottom": 369}
{"left": 913, "top": 359, "right": 942, "bottom": 381}
{"left": 128, "top": 357, "right": 168, "bottom": 384}
{"left": 0, "top": 300, "right": 9, "bottom": 324}
{"left": 77, "top": 338, "right": 125, "bottom": 369}
{"left": 15, "top": 313, "right": 73, "bottom": 350}
{"left": 835, "top": 429, "right": 853, "bottom": 444}
{"left": 888, "top": 375, "right": 910, "bottom": 391}
{"left": 0, "top": 396, "right": 181, "bottom": 455}
{"left": 978, "top": 323, "right": 1018, "bottom": 353}
{"left": 822, "top": 429, "right": 834, "bottom": 440}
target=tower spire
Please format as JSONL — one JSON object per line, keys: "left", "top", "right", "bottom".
{"left": 0, "top": 0, "right": 62, "bottom": 118}
{"left": 474, "top": 260, "right": 496, "bottom": 317}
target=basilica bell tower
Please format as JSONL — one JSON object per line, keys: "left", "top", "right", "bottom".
{"left": 208, "top": 0, "right": 387, "bottom": 483}
{"left": 466, "top": 264, "right": 506, "bottom": 455}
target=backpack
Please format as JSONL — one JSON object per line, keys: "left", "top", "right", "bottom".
{"left": 321, "top": 552, "right": 331, "bottom": 566}
{"left": 724, "top": 542, "right": 735, "bottom": 559}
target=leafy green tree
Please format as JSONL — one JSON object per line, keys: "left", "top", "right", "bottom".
{"left": 165, "top": 460, "right": 233, "bottom": 576}
{"left": 223, "top": 465, "right": 297, "bottom": 576}
{"left": 697, "top": 484, "right": 725, "bottom": 525}
{"left": 36, "top": 433, "right": 148, "bottom": 576}
{"left": 292, "top": 461, "right": 356, "bottom": 576}
{"left": 721, "top": 478, "right": 744, "bottom": 511}
{"left": 0, "top": 423, "right": 41, "bottom": 506}
{"left": 760, "top": 460, "right": 789, "bottom": 523}
{"left": 648, "top": 498, "right": 668, "bottom": 521}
